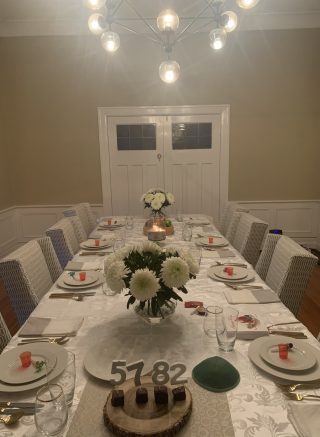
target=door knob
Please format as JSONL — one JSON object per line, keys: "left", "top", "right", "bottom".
{"left": 157, "top": 153, "right": 162, "bottom": 161}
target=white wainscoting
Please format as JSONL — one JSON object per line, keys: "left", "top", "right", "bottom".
{"left": 0, "top": 205, "right": 103, "bottom": 258}
{"left": 0, "top": 202, "right": 319, "bottom": 258}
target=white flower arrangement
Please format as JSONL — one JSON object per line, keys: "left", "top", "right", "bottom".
{"left": 104, "top": 242, "right": 198, "bottom": 316}
{"left": 141, "top": 188, "right": 175, "bottom": 215}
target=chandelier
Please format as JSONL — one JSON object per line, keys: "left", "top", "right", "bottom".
{"left": 83, "top": 0, "right": 260, "bottom": 84}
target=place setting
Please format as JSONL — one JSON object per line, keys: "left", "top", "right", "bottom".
{"left": 80, "top": 238, "right": 112, "bottom": 252}
{"left": 248, "top": 334, "right": 320, "bottom": 384}
{"left": 97, "top": 218, "right": 125, "bottom": 230}
{"left": 197, "top": 235, "right": 229, "bottom": 249}
{"left": 55, "top": 270, "right": 104, "bottom": 292}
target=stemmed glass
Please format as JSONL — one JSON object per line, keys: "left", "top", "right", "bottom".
{"left": 35, "top": 384, "right": 68, "bottom": 436}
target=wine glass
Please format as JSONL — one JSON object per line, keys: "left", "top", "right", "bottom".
{"left": 35, "top": 384, "right": 68, "bottom": 436}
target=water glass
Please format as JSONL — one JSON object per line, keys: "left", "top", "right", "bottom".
{"left": 176, "top": 211, "right": 183, "bottom": 222}
{"left": 216, "top": 307, "right": 239, "bottom": 352}
{"left": 190, "top": 248, "right": 202, "bottom": 270}
{"left": 125, "top": 216, "right": 134, "bottom": 230}
{"left": 182, "top": 223, "right": 192, "bottom": 241}
{"left": 56, "top": 351, "right": 76, "bottom": 406}
{"left": 35, "top": 384, "right": 68, "bottom": 436}
{"left": 203, "top": 305, "right": 223, "bottom": 338}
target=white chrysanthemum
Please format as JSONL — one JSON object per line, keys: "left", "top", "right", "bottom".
{"left": 154, "top": 192, "right": 166, "bottom": 203}
{"left": 144, "top": 193, "right": 154, "bottom": 204}
{"left": 151, "top": 198, "right": 163, "bottom": 211}
{"left": 140, "top": 194, "right": 146, "bottom": 202}
{"left": 179, "top": 249, "right": 199, "bottom": 275}
{"left": 161, "top": 257, "right": 190, "bottom": 288}
{"left": 140, "top": 241, "right": 162, "bottom": 254}
{"left": 147, "top": 188, "right": 156, "bottom": 194}
{"left": 115, "top": 245, "right": 134, "bottom": 260}
{"left": 130, "top": 268, "right": 160, "bottom": 301}
{"left": 165, "top": 246, "right": 180, "bottom": 256}
{"left": 166, "top": 192, "right": 175, "bottom": 205}
{"left": 106, "top": 261, "right": 129, "bottom": 293}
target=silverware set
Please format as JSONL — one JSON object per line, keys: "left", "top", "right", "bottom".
{"left": 225, "top": 284, "right": 264, "bottom": 290}
{"left": 278, "top": 382, "right": 320, "bottom": 401}
{"left": 49, "top": 292, "right": 95, "bottom": 301}
{"left": 17, "top": 335, "right": 69, "bottom": 346}
{"left": 0, "top": 402, "right": 42, "bottom": 424}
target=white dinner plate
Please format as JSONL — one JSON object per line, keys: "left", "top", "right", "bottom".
{"left": 248, "top": 336, "right": 320, "bottom": 383}
{"left": 212, "top": 265, "right": 248, "bottom": 281}
{"left": 0, "top": 345, "right": 57, "bottom": 385}
{"left": 80, "top": 240, "right": 111, "bottom": 250}
{"left": 259, "top": 337, "right": 317, "bottom": 372}
{"left": 84, "top": 340, "right": 154, "bottom": 382}
{"left": 63, "top": 271, "right": 99, "bottom": 287}
{"left": 0, "top": 343, "right": 68, "bottom": 393}
{"left": 56, "top": 273, "right": 104, "bottom": 291}
{"left": 208, "top": 266, "right": 255, "bottom": 284}
{"left": 198, "top": 236, "right": 228, "bottom": 248}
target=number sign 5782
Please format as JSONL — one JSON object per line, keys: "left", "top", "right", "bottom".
{"left": 109, "top": 359, "right": 187, "bottom": 386}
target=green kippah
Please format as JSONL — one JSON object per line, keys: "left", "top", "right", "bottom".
{"left": 192, "top": 356, "right": 240, "bottom": 392}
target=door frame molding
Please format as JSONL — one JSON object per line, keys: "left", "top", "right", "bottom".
{"left": 98, "top": 105, "right": 230, "bottom": 217}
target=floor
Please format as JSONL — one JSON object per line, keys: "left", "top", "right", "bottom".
{"left": 1, "top": 267, "right": 320, "bottom": 338}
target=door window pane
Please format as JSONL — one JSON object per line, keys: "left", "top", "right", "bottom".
{"left": 117, "top": 124, "right": 156, "bottom": 150}
{"left": 172, "top": 122, "right": 212, "bottom": 150}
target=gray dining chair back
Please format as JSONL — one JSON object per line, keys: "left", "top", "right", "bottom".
{"left": 0, "top": 240, "right": 53, "bottom": 326}
{"left": 225, "top": 211, "right": 242, "bottom": 244}
{"left": 72, "top": 204, "right": 92, "bottom": 235}
{"left": 265, "top": 236, "right": 317, "bottom": 316}
{"left": 0, "top": 313, "right": 11, "bottom": 353}
{"left": 233, "top": 213, "right": 268, "bottom": 266}
{"left": 36, "top": 237, "right": 63, "bottom": 282}
{"left": 82, "top": 202, "right": 97, "bottom": 231}
{"left": 66, "top": 216, "right": 87, "bottom": 244}
{"left": 219, "top": 204, "right": 235, "bottom": 235}
{"left": 46, "top": 218, "right": 79, "bottom": 269}
{"left": 255, "top": 234, "right": 282, "bottom": 280}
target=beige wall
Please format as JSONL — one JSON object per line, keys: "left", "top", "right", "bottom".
{"left": 0, "top": 28, "right": 319, "bottom": 207}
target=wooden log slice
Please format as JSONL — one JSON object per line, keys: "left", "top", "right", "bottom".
{"left": 103, "top": 376, "right": 192, "bottom": 437}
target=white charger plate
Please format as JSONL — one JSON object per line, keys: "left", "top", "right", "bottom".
{"left": 212, "top": 265, "right": 248, "bottom": 281}
{"left": 0, "top": 343, "right": 68, "bottom": 392}
{"left": 208, "top": 266, "right": 255, "bottom": 284}
{"left": 198, "top": 236, "right": 228, "bottom": 248}
{"left": 56, "top": 274, "right": 104, "bottom": 291}
{"left": 63, "top": 271, "right": 99, "bottom": 287}
{"left": 80, "top": 240, "right": 111, "bottom": 250}
{"left": 248, "top": 335, "right": 320, "bottom": 383}
{"left": 259, "top": 337, "right": 316, "bottom": 372}
{"left": 0, "top": 346, "right": 57, "bottom": 385}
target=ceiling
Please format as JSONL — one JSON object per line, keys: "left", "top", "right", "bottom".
{"left": 0, "top": 0, "right": 320, "bottom": 37}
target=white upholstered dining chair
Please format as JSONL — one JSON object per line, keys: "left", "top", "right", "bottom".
{"left": 233, "top": 213, "right": 268, "bottom": 266}
{"left": 71, "top": 203, "right": 93, "bottom": 235}
{"left": 46, "top": 218, "right": 79, "bottom": 269}
{"left": 219, "top": 204, "right": 236, "bottom": 235}
{"left": 0, "top": 313, "right": 11, "bottom": 353}
{"left": 255, "top": 233, "right": 282, "bottom": 280}
{"left": 66, "top": 215, "right": 87, "bottom": 244}
{"left": 264, "top": 236, "right": 317, "bottom": 317}
{"left": 0, "top": 240, "right": 54, "bottom": 326}
{"left": 225, "top": 211, "right": 242, "bottom": 245}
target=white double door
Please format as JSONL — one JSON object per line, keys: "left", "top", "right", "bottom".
{"left": 100, "top": 108, "right": 227, "bottom": 222}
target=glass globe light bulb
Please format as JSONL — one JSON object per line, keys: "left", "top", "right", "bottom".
{"left": 159, "top": 60, "right": 180, "bottom": 84}
{"left": 236, "top": 0, "right": 260, "bottom": 9}
{"left": 83, "top": 0, "right": 106, "bottom": 11}
{"left": 157, "top": 9, "right": 180, "bottom": 32}
{"left": 101, "top": 31, "right": 120, "bottom": 53}
{"left": 209, "top": 28, "right": 227, "bottom": 50}
{"left": 88, "top": 14, "right": 106, "bottom": 35}
{"left": 222, "top": 11, "right": 238, "bottom": 33}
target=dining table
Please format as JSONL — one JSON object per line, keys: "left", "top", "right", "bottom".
{"left": 0, "top": 215, "right": 319, "bottom": 437}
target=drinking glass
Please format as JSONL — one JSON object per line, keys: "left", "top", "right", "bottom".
{"left": 190, "top": 248, "right": 202, "bottom": 270}
{"left": 203, "top": 305, "right": 223, "bottom": 338}
{"left": 35, "top": 384, "right": 68, "bottom": 436}
{"left": 56, "top": 351, "right": 76, "bottom": 406}
{"left": 125, "top": 216, "right": 134, "bottom": 230}
{"left": 216, "top": 307, "right": 239, "bottom": 352}
{"left": 182, "top": 223, "right": 192, "bottom": 241}
{"left": 176, "top": 211, "right": 183, "bottom": 222}
{"left": 113, "top": 229, "right": 126, "bottom": 252}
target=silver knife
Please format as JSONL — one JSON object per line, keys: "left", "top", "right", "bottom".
{"left": 0, "top": 402, "right": 39, "bottom": 409}
{"left": 0, "top": 407, "right": 39, "bottom": 416}
{"left": 269, "top": 331, "right": 308, "bottom": 339}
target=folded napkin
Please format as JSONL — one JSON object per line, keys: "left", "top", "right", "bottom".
{"left": 192, "top": 356, "right": 240, "bottom": 392}
{"left": 224, "top": 289, "right": 280, "bottom": 304}
{"left": 201, "top": 248, "right": 236, "bottom": 259}
{"left": 19, "top": 317, "right": 84, "bottom": 337}
{"left": 287, "top": 403, "right": 320, "bottom": 437}
{"left": 65, "top": 261, "right": 101, "bottom": 271}
{"left": 237, "top": 319, "right": 268, "bottom": 340}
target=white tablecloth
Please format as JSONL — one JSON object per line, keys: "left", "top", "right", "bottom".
{"left": 1, "top": 217, "right": 319, "bottom": 437}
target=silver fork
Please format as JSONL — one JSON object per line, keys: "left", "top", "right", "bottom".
{"left": 18, "top": 336, "right": 69, "bottom": 346}
{"left": 226, "top": 284, "right": 264, "bottom": 290}
{"left": 278, "top": 382, "right": 320, "bottom": 392}
{"left": 284, "top": 392, "right": 320, "bottom": 401}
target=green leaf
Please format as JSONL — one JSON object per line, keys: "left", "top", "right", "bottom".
{"left": 127, "top": 295, "right": 136, "bottom": 309}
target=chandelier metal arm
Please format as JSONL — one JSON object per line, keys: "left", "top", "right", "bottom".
{"left": 175, "top": 18, "right": 217, "bottom": 44}
{"left": 173, "top": 2, "right": 212, "bottom": 45}
{"left": 114, "top": 21, "right": 163, "bottom": 45}
{"left": 124, "top": 0, "right": 163, "bottom": 43}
